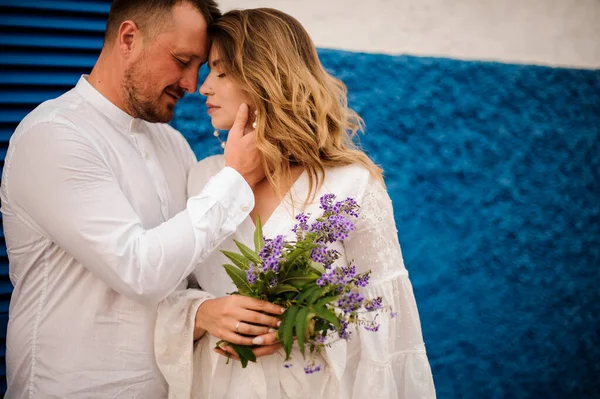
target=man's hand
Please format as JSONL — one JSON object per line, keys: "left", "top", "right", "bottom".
{"left": 224, "top": 103, "right": 264, "bottom": 188}
{"left": 194, "top": 295, "right": 284, "bottom": 346}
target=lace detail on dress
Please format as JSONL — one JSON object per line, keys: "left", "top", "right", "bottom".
{"left": 340, "top": 175, "right": 437, "bottom": 398}
{"left": 345, "top": 175, "right": 407, "bottom": 285}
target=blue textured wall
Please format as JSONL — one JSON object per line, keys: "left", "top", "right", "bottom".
{"left": 172, "top": 50, "right": 600, "bottom": 399}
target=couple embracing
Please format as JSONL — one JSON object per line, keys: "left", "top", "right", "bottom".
{"left": 1, "top": 1, "right": 435, "bottom": 398}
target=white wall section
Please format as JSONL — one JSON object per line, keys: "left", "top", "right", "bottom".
{"left": 217, "top": 0, "right": 600, "bottom": 69}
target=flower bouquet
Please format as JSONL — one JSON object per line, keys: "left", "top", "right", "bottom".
{"left": 217, "top": 194, "right": 387, "bottom": 372}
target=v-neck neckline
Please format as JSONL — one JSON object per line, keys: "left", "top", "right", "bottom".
{"left": 248, "top": 169, "right": 307, "bottom": 234}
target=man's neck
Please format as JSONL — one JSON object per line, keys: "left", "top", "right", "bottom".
{"left": 88, "top": 50, "right": 128, "bottom": 114}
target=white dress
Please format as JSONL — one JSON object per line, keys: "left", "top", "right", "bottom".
{"left": 155, "top": 155, "right": 437, "bottom": 399}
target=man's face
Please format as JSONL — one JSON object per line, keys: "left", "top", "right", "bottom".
{"left": 122, "top": 2, "right": 209, "bottom": 123}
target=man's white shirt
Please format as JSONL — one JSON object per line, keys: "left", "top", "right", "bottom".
{"left": 0, "top": 76, "right": 252, "bottom": 398}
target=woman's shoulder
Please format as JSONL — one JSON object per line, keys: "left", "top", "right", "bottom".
{"left": 187, "top": 154, "right": 226, "bottom": 197}
{"left": 320, "top": 163, "right": 383, "bottom": 201}
{"left": 325, "top": 163, "right": 378, "bottom": 187}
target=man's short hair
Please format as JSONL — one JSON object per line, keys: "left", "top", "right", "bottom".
{"left": 104, "top": 0, "right": 221, "bottom": 43}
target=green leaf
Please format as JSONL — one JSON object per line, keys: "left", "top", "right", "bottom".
{"left": 254, "top": 215, "right": 265, "bottom": 253}
{"left": 309, "top": 261, "right": 325, "bottom": 275}
{"left": 223, "top": 264, "right": 252, "bottom": 294}
{"left": 307, "top": 286, "right": 329, "bottom": 305}
{"left": 279, "top": 305, "right": 299, "bottom": 360}
{"left": 221, "top": 250, "right": 250, "bottom": 271}
{"left": 282, "top": 269, "right": 311, "bottom": 279}
{"left": 267, "top": 284, "right": 299, "bottom": 295}
{"left": 234, "top": 240, "right": 262, "bottom": 264}
{"left": 296, "top": 285, "right": 322, "bottom": 304}
{"left": 313, "top": 306, "right": 340, "bottom": 329}
{"left": 314, "top": 295, "right": 338, "bottom": 309}
{"left": 229, "top": 343, "right": 257, "bottom": 368}
{"left": 285, "top": 243, "right": 318, "bottom": 265}
{"left": 282, "top": 271, "right": 320, "bottom": 288}
{"left": 295, "top": 307, "right": 310, "bottom": 358}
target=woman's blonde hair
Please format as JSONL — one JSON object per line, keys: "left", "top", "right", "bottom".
{"left": 209, "top": 8, "right": 383, "bottom": 202}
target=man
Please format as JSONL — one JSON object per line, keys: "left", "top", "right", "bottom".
{"left": 1, "top": 1, "right": 280, "bottom": 397}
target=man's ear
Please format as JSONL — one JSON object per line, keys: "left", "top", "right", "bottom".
{"left": 117, "top": 20, "right": 140, "bottom": 57}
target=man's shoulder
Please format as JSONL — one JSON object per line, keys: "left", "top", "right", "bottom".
{"left": 15, "top": 88, "right": 84, "bottom": 135}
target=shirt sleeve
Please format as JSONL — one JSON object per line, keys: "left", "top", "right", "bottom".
{"left": 342, "top": 175, "right": 437, "bottom": 398}
{"left": 4, "top": 122, "right": 254, "bottom": 304}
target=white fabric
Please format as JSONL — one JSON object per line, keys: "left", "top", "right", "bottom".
{"left": 0, "top": 76, "right": 254, "bottom": 399}
{"left": 156, "top": 155, "right": 436, "bottom": 399}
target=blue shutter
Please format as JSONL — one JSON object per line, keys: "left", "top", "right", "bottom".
{"left": 0, "top": 0, "right": 111, "bottom": 392}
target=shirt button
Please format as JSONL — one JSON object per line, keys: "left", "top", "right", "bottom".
{"left": 145, "top": 152, "right": 149, "bottom": 160}
{"left": 240, "top": 205, "right": 250, "bottom": 212}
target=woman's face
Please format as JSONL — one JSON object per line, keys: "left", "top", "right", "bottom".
{"left": 199, "top": 45, "right": 253, "bottom": 130}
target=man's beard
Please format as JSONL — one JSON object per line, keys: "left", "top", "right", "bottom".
{"left": 122, "top": 58, "right": 180, "bottom": 123}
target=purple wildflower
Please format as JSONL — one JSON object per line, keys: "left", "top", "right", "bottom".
{"left": 365, "top": 297, "right": 383, "bottom": 312}
{"left": 339, "top": 320, "right": 352, "bottom": 340}
{"left": 316, "top": 261, "right": 356, "bottom": 287}
{"left": 326, "top": 214, "right": 355, "bottom": 242}
{"left": 259, "top": 235, "right": 285, "bottom": 272}
{"left": 246, "top": 263, "right": 258, "bottom": 285}
{"left": 309, "top": 221, "right": 327, "bottom": 235}
{"left": 338, "top": 197, "right": 359, "bottom": 218}
{"left": 339, "top": 264, "right": 357, "bottom": 284}
{"left": 292, "top": 213, "right": 310, "bottom": 236}
{"left": 364, "top": 324, "right": 380, "bottom": 332}
{"left": 304, "top": 364, "right": 322, "bottom": 374}
{"left": 354, "top": 272, "right": 370, "bottom": 287}
{"left": 319, "top": 194, "right": 336, "bottom": 212}
{"left": 315, "top": 335, "right": 327, "bottom": 344}
{"left": 310, "top": 245, "right": 327, "bottom": 263}
{"left": 326, "top": 250, "right": 341, "bottom": 267}
{"left": 332, "top": 201, "right": 343, "bottom": 214}
{"left": 337, "top": 291, "right": 364, "bottom": 314}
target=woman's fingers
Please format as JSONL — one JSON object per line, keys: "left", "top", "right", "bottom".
{"left": 234, "top": 321, "right": 272, "bottom": 337}
{"left": 196, "top": 296, "right": 284, "bottom": 344}
{"left": 236, "top": 308, "right": 281, "bottom": 329}
{"left": 234, "top": 295, "right": 285, "bottom": 316}
{"left": 214, "top": 346, "right": 240, "bottom": 361}
{"left": 249, "top": 331, "right": 279, "bottom": 346}
{"left": 251, "top": 343, "right": 283, "bottom": 358}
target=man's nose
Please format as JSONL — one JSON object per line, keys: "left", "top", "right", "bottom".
{"left": 180, "top": 68, "right": 199, "bottom": 94}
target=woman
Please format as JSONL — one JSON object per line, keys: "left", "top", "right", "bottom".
{"left": 155, "top": 8, "right": 436, "bottom": 399}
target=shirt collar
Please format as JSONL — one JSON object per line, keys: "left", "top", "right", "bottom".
{"left": 75, "top": 75, "right": 142, "bottom": 132}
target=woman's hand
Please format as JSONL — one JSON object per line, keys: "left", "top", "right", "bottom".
{"left": 194, "top": 295, "right": 284, "bottom": 345}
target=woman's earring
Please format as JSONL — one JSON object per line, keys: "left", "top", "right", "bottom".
{"left": 213, "top": 129, "right": 226, "bottom": 149}
{"left": 252, "top": 110, "right": 258, "bottom": 129}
